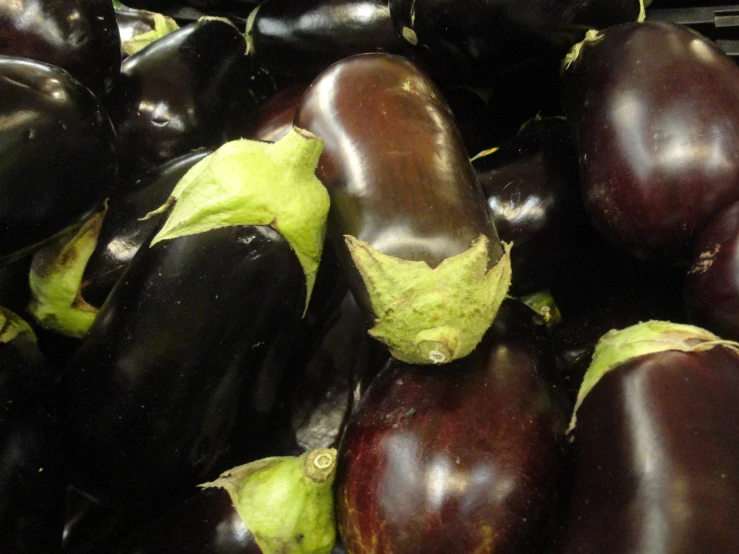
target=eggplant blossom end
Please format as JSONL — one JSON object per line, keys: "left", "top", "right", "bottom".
{"left": 348, "top": 236, "right": 513, "bottom": 365}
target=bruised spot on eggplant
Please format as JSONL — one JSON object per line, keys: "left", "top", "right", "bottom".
{"left": 27, "top": 204, "right": 108, "bottom": 338}
{"left": 148, "top": 128, "right": 329, "bottom": 310}
{"left": 200, "top": 448, "right": 338, "bottom": 554}
{"left": 346, "top": 235, "right": 512, "bottom": 365}
{"left": 0, "top": 306, "right": 37, "bottom": 344}
{"left": 121, "top": 12, "right": 179, "bottom": 56}
{"left": 569, "top": 320, "right": 739, "bottom": 433}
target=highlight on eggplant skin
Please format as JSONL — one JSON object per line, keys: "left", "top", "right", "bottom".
{"left": 560, "top": 321, "right": 739, "bottom": 553}
{"left": 561, "top": 21, "right": 739, "bottom": 264}
{"left": 296, "top": 52, "right": 512, "bottom": 365}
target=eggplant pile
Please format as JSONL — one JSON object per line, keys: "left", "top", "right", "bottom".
{"left": 3, "top": 1, "right": 739, "bottom": 553}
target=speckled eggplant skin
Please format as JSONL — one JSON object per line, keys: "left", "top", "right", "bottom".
{"left": 0, "top": 0, "right": 120, "bottom": 95}
{"left": 562, "top": 21, "right": 739, "bottom": 264}
{"left": 63, "top": 225, "right": 305, "bottom": 507}
{"left": 559, "top": 346, "right": 739, "bottom": 553}
{"left": 295, "top": 53, "right": 501, "bottom": 315}
{"left": 336, "top": 300, "right": 570, "bottom": 554}
{"left": 0, "top": 56, "right": 118, "bottom": 267}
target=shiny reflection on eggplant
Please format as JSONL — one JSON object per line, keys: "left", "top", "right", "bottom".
{"left": 611, "top": 90, "right": 653, "bottom": 182}
{"left": 380, "top": 432, "right": 422, "bottom": 524}
{"left": 488, "top": 194, "right": 547, "bottom": 226}
{"left": 12, "top": 0, "right": 65, "bottom": 47}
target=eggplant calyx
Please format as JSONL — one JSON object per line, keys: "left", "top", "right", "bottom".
{"left": 638, "top": 0, "right": 646, "bottom": 23}
{"left": 347, "top": 236, "right": 513, "bottom": 365}
{"left": 121, "top": 13, "right": 180, "bottom": 56}
{"left": 245, "top": 2, "right": 261, "bottom": 56}
{"left": 148, "top": 128, "right": 329, "bottom": 311}
{"left": 200, "top": 448, "right": 338, "bottom": 554}
{"left": 27, "top": 206, "right": 107, "bottom": 339}
{"left": 562, "top": 29, "right": 603, "bottom": 72}
{"left": 0, "top": 306, "right": 37, "bottom": 344}
{"left": 519, "top": 289, "right": 562, "bottom": 328}
{"left": 568, "top": 320, "right": 739, "bottom": 433}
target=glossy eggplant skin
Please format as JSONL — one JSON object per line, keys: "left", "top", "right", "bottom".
{"left": 295, "top": 53, "right": 501, "bottom": 314}
{"left": 227, "top": 83, "right": 308, "bottom": 143}
{"left": 0, "top": 310, "right": 63, "bottom": 554}
{"left": 103, "top": 18, "right": 246, "bottom": 180}
{"left": 474, "top": 118, "right": 585, "bottom": 295}
{"left": 559, "top": 347, "right": 739, "bottom": 553}
{"left": 80, "top": 149, "right": 213, "bottom": 308}
{"left": 388, "top": 0, "right": 640, "bottom": 84}
{"left": 562, "top": 21, "right": 739, "bottom": 264}
{"left": 684, "top": 200, "right": 739, "bottom": 341}
{"left": 0, "top": 0, "right": 120, "bottom": 95}
{"left": 249, "top": 0, "right": 413, "bottom": 82}
{"left": 0, "top": 56, "right": 118, "bottom": 267}
{"left": 63, "top": 224, "right": 305, "bottom": 507}
{"left": 337, "top": 300, "right": 570, "bottom": 554}
{"left": 114, "top": 488, "right": 261, "bottom": 554}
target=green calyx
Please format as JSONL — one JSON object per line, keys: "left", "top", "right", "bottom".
{"left": 27, "top": 206, "right": 107, "bottom": 339}
{"left": 569, "top": 320, "right": 739, "bottom": 433}
{"left": 148, "top": 128, "right": 329, "bottom": 311}
{"left": 347, "top": 235, "right": 513, "bottom": 365}
{"left": 562, "top": 29, "right": 603, "bottom": 72}
{"left": 200, "top": 448, "right": 338, "bottom": 554}
{"left": 121, "top": 12, "right": 180, "bottom": 56}
{"left": 519, "top": 289, "right": 562, "bottom": 328}
{"left": 0, "top": 307, "right": 37, "bottom": 344}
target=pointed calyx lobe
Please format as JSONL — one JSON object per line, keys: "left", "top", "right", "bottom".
{"left": 148, "top": 128, "right": 329, "bottom": 311}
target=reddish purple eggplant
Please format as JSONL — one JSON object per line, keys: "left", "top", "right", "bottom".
{"left": 296, "top": 53, "right": 511, "bottom": 365}
{"left": 684, "top": 199, "right": 739, "bottom": 341}
{"left": 560, "top": 321, "right": 739, "bottom": 553}
{"left": 0, "top": 56, "right": 118, "bottom": 267}
{"left": 562, "top": 21, "right": 739, "bottom": 264}
{"left": 474, "top": 117, "right": 586, "bottom": 295}
{"left": 0, "top": 308, "right": 63, "bottom": 554}
{"left": 103, "top": 17, "right": 248, "bottom": 180}
{"left": 227, "top": 83, "right": 308, "bottom": 143}
{"left": 0, "top": 0, "right": 120, "bottom": 95}
{"left": 337, "top": 300, "right": 571, "bottom": 554}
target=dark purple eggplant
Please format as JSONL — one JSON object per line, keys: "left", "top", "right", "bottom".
{"left": 114, "top": 449, "right": 338, "bottom": 554}
{"left": 115, "top": 4, "right": 180, "bottom": 58}
{"left": 337, "top": 300, "right": 571, "bottom": 554}
{"left": 227, "top": 83, "right": 308, "bottom": 143}
{"left": 388, "top": 0, "right": 642, "bottom": 84}
{"left": 0, "top": 308, "right": 63, "bottom": 554}
{"left": 474, "top": 117, "right": 586, "bottom": 295}
{"left": 296, "top": 53, "right": 511, "bottom": 365}
{"left": 560, "top": 321, "right": 739, "bottom": 553}
{"left": 562, "top": 21, "right": 739, "bottom": 264}
{"left": 684, "top": 199, "right": 739, "bottom": 341}
{"left": 0, "top": 257, "right": 32, "bottom": 316}
{"left": 0, "top": 56, "right": 118, "bottom": 267}
{"left": 103, "top": 17, "right": 247, "bottom": 180}
{"left": 246, "top": 0, "right": 413, "bottom": 83}
{"left": 63, "top": 130, "right": 328, "bottom": 508}
{"left": 0, "top": 0, "right": 120, "bottom": 95}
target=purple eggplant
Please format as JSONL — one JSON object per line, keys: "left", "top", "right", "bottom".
{"left": 559, "top": 321, "right": 739, "bottom": 553}
{"left": 296, "top": 53, "right": 511, "bottom": 365}
{"left": 0, "top": 0, "right": 120, "bottom": 95}
{"left": 0, "top": 56, "right": 118, "bottom": 267}
{"left": 0, "top": 308, "right": 63, "bottom": 554}
{"left": 562, "top": 21, "right": 739, "bottom": 264}
{"left": 337, "top": 300, "right": 571, "bottom": 554}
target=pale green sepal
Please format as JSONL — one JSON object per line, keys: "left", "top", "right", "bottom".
{"left": 347, "top": 235, "right": 513, "bottom": 365}
{"left": 519, "top": 289, "right": 562, "bottom": 328}
{"left": 27, "top": 206, "right": 107, "bottom": 339}
{"left": 0, "top": 306, "right": 37, "bottom": 344}
{"left": 245, "top": 3, "right": 261, "bottom": 55}
{"left": 200, "top": 448, "right": 338, "bottom": 554}
{"left": 638, "top": 0, "right": 646, "bottom": 22}
{"left": 562, "top": 29, "right": 603, "bottom": 72}
{"left": 121, "top": 13, "right": 180, "bottom": 56}
{"left": 569, "top": 320, "right": 739, "bottom": 433}
{"left": 149, "top": 128, "right": 329, "bottom": 311}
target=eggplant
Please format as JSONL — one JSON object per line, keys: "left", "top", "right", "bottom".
{"left": 245, "top": 0, "right": 413, "bottom": 82}
{"left": 227, "top": 83, "right": 309, "bottom": 143}
{"left": 562, "top": 21, "right": 739, "bottom": 264}
{"left": 684, "top": 199, "right": 739, "bottom": 341}
{"left": 0, "top": 308, "right": 63, "bottom": 554}
{"left": 559, "top": 321, "right": 739, "bottom": 553}
{"left": 63, "top": 130, "right": 329, "bottom": 507}
{"left": 0, "top": 257, "right": 32, "bottom": 316}
{"left": 115, "top": 449, "right": 338, "bottom": 554}
{"left": 115, "top": 4, "right": 180, "bottom": 58}
{"left": 474, "top": 117, "right": 586, "bottom": 295}
{"left": 0, "top": 0, "right": 120, "bottom": 95}
{"left": 103, "top": 17, "right": 248, "bottom": 180}
{"left": 388, "top": 0, "right": 643, "bottom": 84}
{"left": 336, "top": 300, "right": 571, "bottom": 554}
{"left": 296, "top": 53, "right": 511, "bottom": 365}
{"left": 0, "top": 56, "right": 118, "bottom": 267}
